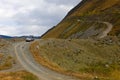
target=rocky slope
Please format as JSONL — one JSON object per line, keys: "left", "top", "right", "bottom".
{"left": 41, "top": 0, "right": 120, "bottom": 39}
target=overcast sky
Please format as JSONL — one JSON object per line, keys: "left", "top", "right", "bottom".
{"left": 0, "top": 0, "right": 81, "bottom": 36}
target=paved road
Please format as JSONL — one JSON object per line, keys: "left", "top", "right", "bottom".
{"left": 14, "top": 42, "right": 80, "bottom": 80}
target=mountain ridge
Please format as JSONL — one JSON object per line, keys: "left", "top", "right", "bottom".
{"left": 0, "top": 35, "right": 13, "bottom": 38}
{"left": 41, "top": 0, "right": 120, "bottom": 39}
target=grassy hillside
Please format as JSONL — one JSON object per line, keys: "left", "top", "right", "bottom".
{"left": 30, "top": 39, "right": 120, "bottom": 80}
{"left": 42, "top": 0, "right": 120, "bottom": 39}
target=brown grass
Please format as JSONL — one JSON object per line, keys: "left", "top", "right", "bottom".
{"left": 111, "top": 70, "right": 120, "bottom": 80}
{"left": 0, "top": 54, "right": 4, "bottom": 58}
{"left": 0, "top": 56, "right": 13, "bottom": 70}
{"left": 0, "top": 71, "right": 38, "bottom": 80}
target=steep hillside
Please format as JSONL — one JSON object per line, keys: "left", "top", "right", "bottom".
{"left": 42, "top": 0, "right": 120, "bottom": 39}
{"left": 30, "top": 1, "right": 120, "bottom": 79}
{"left": 30, "top": 39, "right": 120, "bottom": 80}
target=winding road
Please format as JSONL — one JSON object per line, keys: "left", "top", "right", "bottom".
{"left": 77, "top": 20, "right": 113, "bottom": 38}
{"left": 98, "top": 22, "right": 113, "bottom": 38}
{"left": 13, "top": 21, "right": 113, "bottom": 80}
{"left": 14, "top": 42, "right": 80, "bottom": 80}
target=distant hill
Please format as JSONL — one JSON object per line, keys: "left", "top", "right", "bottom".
{"left": 0, "top": 35, "right": 13, "bottom": 39}
{"left": 42, "top": 0, "right": 120, "bottom": 39}
{"left": 0, "top": 35, "right": 40, "bottom": 39}
{"left": 19, "top": 36, "right": 40, "bottom": 39}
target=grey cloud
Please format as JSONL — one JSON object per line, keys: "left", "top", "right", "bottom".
{"left": 45, "top": 0, "right": 80, "bottom": 5}
{"left": 13, "top": 4, "right": 70, "bottom": 27}
{"left": 0, "top": 0, "right": 81, "bottom": 36}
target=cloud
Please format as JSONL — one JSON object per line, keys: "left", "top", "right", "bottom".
{"left": 0, "top": 25, "right": 49, "bottom": 36}
{"left": 45, "top": 0, "right": 80, "bottom": 5}
{"left": 0, "top": 0, "right": 81, "bottom": 36}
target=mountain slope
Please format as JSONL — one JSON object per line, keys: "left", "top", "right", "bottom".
{"left": 30, "top": 1, "right": 120, "bottom": 79}
{"left": 41, "top": 0, "right": 120, "bottom": 39}
{"left": 31, "top": 38, "right": 120, "bottom": 79}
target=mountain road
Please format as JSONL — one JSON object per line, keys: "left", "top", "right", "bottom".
{"left": 14, "top": 42, "right": 80, "bottom": 80}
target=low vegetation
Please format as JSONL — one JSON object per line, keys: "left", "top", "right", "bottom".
{"left": 0, "top": 40, "right": 9, "bottom": 49}
{"left": 0, "top": 54, "right": 4, "bottom": 58}
{"left": 30, "top": 39, "right": 120, "bottom": 80}
{"left": 0, "top": 71, "right": 38, "bottom": 80}
{"left": 0, "top": 39, "right": 15, "bottom": 70}
{"left": 0, "top": 54, "right": 13, "bottom": 70}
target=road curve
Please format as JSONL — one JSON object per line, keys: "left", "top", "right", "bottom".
{"left": 14, "top": 42, "right": 80, "bottom": 80}
{"left": 77, "top": 20, "right": 113, "bottom": 38}
{"left": 99, "top": 22, "right": 113, "bottom": 38}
